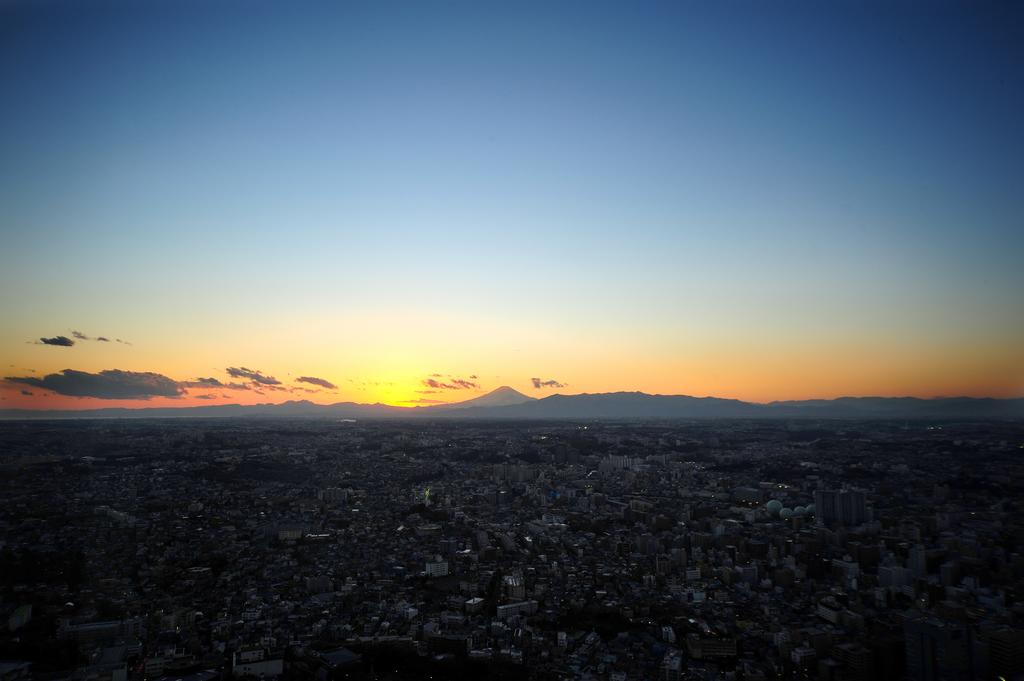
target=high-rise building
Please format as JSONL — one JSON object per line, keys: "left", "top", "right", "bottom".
{"left": 815, "top": 489, "right": 867, "bottom": 527}
{"left": 985, "top": 626, "right": 1024, "bottom": 679}
{"left": 815, "top": 490, "right": 839, "bottom": 525}
{"left": 838, "top": 489, "right": 867, "bottom": 525}
{"left": 909, "top": 544, "right": 928, "bottom": 578}
{"left": 832, "top": 642, "right": 872, "bottom": 681}
{"left": 425, "top": 558, "right": 449, "bottom": 577}
{"left": 903, "top": 615, "right": 977, "bottom": 681}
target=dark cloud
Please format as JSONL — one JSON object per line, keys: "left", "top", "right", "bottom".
{"left": 531, "top": 377, "right": 566, "bottom": 389}
{"left": 422, "top": 377, "right": 479, "bottom": 390}
{"left": 226, "top": 366, "right": 280, "bottom": 385}
{"left": 469, "top": 374, "right": 478, "bottom": 379}
{"left": 20, "top": 390, "right": 33, "bottom": 396}
{"left": 70, "top": 331, "right": 119, "bottom": 343}
{"left": 180, "top": 377, "right": 252, "bottom": 391}
{"left": 39, "top": 336, "right": 75, "bottom": 347}
{"left": 192, "top": 394, "right": 217, "bottom": 400}
{"left": 5, "top": 369, "right": 184, "bottom": 399}
{"left": 187, "top": 377, "right": 224, "bottom": 387}
{"left": 296, "top": 375, "right": 337, "bottom": 390}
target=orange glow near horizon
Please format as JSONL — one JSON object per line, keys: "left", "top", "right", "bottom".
{"left": 2, "top": 1, "right": 1023, "bottom": 413}
{"left": 2, "top": 340, "right": 1021, "bottom": 411}
{"left": 2, "top": 308, "right": 1022, "bottom": 411}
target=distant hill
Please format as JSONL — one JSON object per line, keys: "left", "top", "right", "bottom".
{"left": 2, "top": 389, "right": 1021, "bottom": 421}
{"left": 426, "top": 386, "right": 535, "bottom": 410}
{"left": 764, "top": 396, "right": 1024, "bottom": 420}
{"left": 446, "top": 391, "right": 759, "bottom": 419}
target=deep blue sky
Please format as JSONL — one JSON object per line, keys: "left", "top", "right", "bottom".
{"left": 1, "top": 0, "right": 1022, "bottom": 403}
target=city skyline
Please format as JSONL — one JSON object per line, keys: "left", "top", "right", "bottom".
{"left": 2, "top": 1, "right": 1023, "bottom": 409}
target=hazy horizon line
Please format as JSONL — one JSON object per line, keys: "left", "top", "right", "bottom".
{"left": 3, "top": 388, "right": 1022, "bottom": 413}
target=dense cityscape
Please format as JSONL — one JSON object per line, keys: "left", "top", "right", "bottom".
{"left": 1, "top": 418, "right": 1022, "bottom": 680}
{"left": 4, "top": 2, "right": 1022, "bottom": 680}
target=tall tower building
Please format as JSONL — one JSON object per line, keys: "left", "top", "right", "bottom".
{"left": 814, "top": 489, "right": 839, "bottom": 526}
{"left": 903, "top": 615, "right": 977, "bottom": 681}
{"left": 909, "top": 544, "right": 928, "bottom": 578}
{"left": 838, "top": 489, "right": 867, "bottom": 525}
{"left": 815, "top": 488, "right": 867, "bottom": 527}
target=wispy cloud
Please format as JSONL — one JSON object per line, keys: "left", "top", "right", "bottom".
{"left": 422, "top": 376, "right": 479, "bottom": 390}
{"left": 180, "top": 377, "right": 252, "bottom": 391}
{"left": 531, "top": 377, "right": 566, "bottom": 389}
{"left": 5, "top": 369, "right": 184, "bottom": 399}
{"left": 295, "top": 375, "right": 337, "bottom": 390}
{"left": 71, "top": 330, "right": 121, "bottom": 343}
{"left": 184, "top": 377, "right": 225, "bottom": 388}
{"left": 34, "top": 331, "right": 124, "bottom": 345}
{"left": 226, "top": 366, "right": 280, "bottom": 385}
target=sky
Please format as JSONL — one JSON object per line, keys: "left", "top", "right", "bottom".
{"left": 1, "top": 0, "right": 1022, "bottom": 409}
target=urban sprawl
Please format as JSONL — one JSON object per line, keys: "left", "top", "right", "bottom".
{"left": 1, "top": 419, "right": 1022, "bottom": 680}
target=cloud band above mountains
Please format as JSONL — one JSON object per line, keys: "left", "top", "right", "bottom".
{"left": 180, "top": 377, "right": 252, "bottom": 391}
{"left": 296, "top": 376, "right": 337, "bottom": 390}
{"left": 422, "top": 376, "right": 479, "bottom": 390}
{"left": 5, "top": 366, "right": 283, "bottom": 399}
{"left": 226, "top": 366, "right": 281, "bottom": 385}
{"left": 6, "top": 369, "right": 184, "bottom": 399}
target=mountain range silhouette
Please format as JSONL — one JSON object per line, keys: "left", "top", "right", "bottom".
{"left": 3, "top": 386, "right": 1022, "bottom": 420}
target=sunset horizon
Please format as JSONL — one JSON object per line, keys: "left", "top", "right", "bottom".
{"left": 2, "top": 357, "right": 1022, "bottom": 412}
{"left": 2, "top": 3, "right": 1023, "bottom": 678}
{"left": 2, "top": 1, "right": 1022, "bottom": 410}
